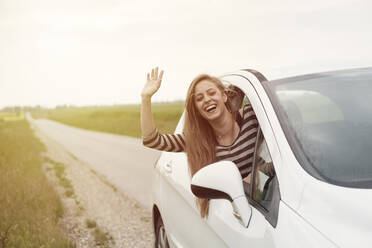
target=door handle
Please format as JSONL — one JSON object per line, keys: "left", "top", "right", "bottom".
{"left": 164, "top": 160, "right": 173, "bottom": 173}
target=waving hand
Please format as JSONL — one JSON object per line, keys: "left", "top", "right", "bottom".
{"left": 141, "top": 67, "right": 164, "bottom": 98}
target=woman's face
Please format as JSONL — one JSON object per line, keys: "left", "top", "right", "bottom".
{"left": 194, "top": 80, "right": 228, "bottom": 121}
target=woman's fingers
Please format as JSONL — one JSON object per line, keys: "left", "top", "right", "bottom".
{"left": 148, "top": 67, "right": 163, "bottom": 82}
{"left": 155, "top": 67, "right": 158, "bottom": 79}
{"left": 159, "top": 70, "right": 164, "bottom": 82}
{"left": 143, "top": 67, "right": 163, "bottom": 97}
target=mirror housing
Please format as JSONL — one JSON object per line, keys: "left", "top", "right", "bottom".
{"left": 191, "top": 161, "right": 251, "bottom": 227}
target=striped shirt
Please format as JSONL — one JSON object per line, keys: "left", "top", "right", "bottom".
{"left": 142, "top": 104, "right": 258, "bottom": 177}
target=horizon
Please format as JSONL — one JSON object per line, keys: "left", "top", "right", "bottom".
{"left": 0, "top": 99, "right": 186, "bottom": 110}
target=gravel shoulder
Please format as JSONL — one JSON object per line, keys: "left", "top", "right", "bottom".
{"left": 32, "top": 122, "right": 154, "bottom": 247}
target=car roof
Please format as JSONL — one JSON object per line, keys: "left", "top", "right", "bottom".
{"left": 267, "top": 67, "right": 372, "bottom": 85}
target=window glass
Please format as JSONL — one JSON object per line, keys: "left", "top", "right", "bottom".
{"left": 277, "top": 90, "right": 344, "bottom": 124}
{"left": 252, "top": 131, "right": 276, "bottom": 210}
{"left": 265, "top": 69, "right": 372, "bottom": 187}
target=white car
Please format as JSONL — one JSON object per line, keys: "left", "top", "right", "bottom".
{"left": 151, "top": 67, "right": 372, "bottom": 248}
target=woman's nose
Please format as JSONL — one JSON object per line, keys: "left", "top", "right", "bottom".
{"left": 204, "top": 94, "right": 212, "bottom": 103}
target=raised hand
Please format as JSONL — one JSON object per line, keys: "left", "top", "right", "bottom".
{"left": 141, "top": 67, "right": 164, "bottom": 98}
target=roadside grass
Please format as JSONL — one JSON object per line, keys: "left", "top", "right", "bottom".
{"left": 43, "top": 157, "right": 86, "bottom": 217}
{"left": 0, "top": 111, "right": 24, "bottom": 122}
{"left": 0, "top": 118, "right": 75, "bottom": 247}
{"left": 90, "top": 169, "right": 118, "bottom": 192}
{"left": 44, "top": 157, "right": 76, "bottom": 199}
{"left": 85, "top": 218, "right": 114, "bottom": 248}
{"left": 31, "top": 103, "right": 184, "bottom": 138}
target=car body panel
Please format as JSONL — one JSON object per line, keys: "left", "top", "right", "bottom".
{"left": 156, "top": 151, "right": 228, "bottom": 247}
{"left": 273, "top": 202, "right": 337, "bottom": 247}
{"left": 298, "top": 177, "right": 372, "bottom": 247}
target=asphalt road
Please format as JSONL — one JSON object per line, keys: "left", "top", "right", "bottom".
{"left": 30, "top": 116, "right": 160, "bottom": 210}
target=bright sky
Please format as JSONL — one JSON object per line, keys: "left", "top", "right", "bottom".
{"left": 0, "top": 0, "right": 371, "bottom": 108}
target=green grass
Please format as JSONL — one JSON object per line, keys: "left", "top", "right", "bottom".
{"left": 0, "top": 118, "right": 75, "bottom": 248}
{"left": 32, "top": 103, "right": 184, "bottom": 138}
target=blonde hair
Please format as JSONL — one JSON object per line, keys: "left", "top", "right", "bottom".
{"left": 183, "top": 74, "right": 236, "bottom": 218}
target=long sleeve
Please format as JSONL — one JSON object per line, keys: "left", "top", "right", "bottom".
{"left": 142, "top": 129, "right": 186, "bottom": 152}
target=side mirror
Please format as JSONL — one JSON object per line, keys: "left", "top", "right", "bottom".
{"left": 191, "top": 161, "right": 251, "bottom": 227}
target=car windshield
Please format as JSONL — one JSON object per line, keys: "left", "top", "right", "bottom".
{"left": 265, "top": 68, "right": 372, "bottom": 188}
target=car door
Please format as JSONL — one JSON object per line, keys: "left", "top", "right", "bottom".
{"left": 157, "top": 115, "right": 228, "bottom": 248}
{"left": 160, "top": 72, "right": 282, "bottom": 247}
{"left": 204, "top": 72, "right": 341, "bottom": 248}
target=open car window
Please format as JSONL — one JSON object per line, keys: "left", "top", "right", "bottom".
{"left": 250, "top": 127, "right": 280, "bottom": 227}
{"left": 253, "top": 133, "right": 275, "bottom": 209}
{"left": 222, "top": 80, "right": 280, "bottom": 226}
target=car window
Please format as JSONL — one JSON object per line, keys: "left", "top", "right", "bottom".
{"left": 225, "top": 84, "right": 276, "bottom": 204}
{"left": 223, "top": 79, "right": 280, "bottom": 226}
{"left": 266, "top": 69, "right": 372, "bottom": 188}
{"left": 252, "top": 130, "right": 276, "bottom": 210}
{"left": 249, "top": 128, "right": 280, "bottom": 227}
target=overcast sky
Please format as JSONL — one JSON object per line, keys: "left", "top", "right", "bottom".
{"left": 1, "top": 0, "right": 371, "bottom": 108}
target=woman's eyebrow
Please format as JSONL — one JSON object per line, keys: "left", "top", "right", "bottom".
{"left": 198, "top": 87, "right": 215, "bottom": 93}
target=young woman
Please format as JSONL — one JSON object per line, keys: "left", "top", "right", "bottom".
{"left": 141, "top": 67, "right": 258, "bottom": 217}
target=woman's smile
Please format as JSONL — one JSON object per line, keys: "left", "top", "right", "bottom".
{"left": 204, "top": 104, "right": 217, "bottom": 113}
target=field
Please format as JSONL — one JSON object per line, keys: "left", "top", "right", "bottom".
{"left": 0, "top": 115, "right": 74, "bottom": 247}
{"left": 32, "top": 103, "right": 185, "bottom": 138}
{"left": 0, "top": 112, "right": 25, "bottom": 122}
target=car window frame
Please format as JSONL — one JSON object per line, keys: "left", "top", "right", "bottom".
{"left": 221, "top": 72, "right": 284, "bottom": 227}
{"left": 225, "top": 79, "right": 281, "bottom": 228}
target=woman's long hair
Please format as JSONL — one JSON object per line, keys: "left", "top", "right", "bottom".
{"left": 183, "top": 74, "right": 235, "bottom": 218}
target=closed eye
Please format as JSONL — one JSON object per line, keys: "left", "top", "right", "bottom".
{"left": 195, "top": 95, "right": 203, "bottom": 102}
{"left": 207, "top": 89, "right": 217, "bottom": 96}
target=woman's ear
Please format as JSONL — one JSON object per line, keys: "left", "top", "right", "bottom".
{"left": 223, "top": 91, "right": 228, "bottom": 103}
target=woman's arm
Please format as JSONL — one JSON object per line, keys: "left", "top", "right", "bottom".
{"left": 140, "top": 67, "right": 186, "bottom": 152}
{"left": 141, "top": 67, "right": 163, "bottom": 137}
{"left": 143, "top": 130, "right": 185, "bottom": 152}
